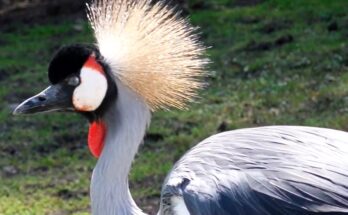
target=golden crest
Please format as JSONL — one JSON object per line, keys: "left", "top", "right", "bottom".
{"left": 87, "top": 0, "right": 209, "bottom": 110}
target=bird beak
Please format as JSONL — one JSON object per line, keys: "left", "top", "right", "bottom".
{"left": 13, "top": 83, "right": 74, "bottom": 115}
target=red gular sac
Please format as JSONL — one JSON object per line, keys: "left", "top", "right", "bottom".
{"left": 88, "top": 121, "right": 107, "bottom": 158}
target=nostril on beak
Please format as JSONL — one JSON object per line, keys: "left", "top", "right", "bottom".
{"left": 38, "top": 96, "right": 46, "bottom": 102}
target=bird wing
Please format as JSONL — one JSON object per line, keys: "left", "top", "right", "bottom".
{"left": 159, "top": 126, "right": 348, "bottom": 215}
{"left": 180, "top": 171, "right": 348, "bottom": 215}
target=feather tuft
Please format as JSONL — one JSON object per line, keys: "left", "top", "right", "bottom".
{"left": 87, "top": 0, "right": 209, "bottom": 110}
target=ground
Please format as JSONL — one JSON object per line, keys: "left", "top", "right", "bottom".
{"left": 1, "top": 0, "right": 348, "bottom": 214}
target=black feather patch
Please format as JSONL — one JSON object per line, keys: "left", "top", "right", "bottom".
{"left": 48, "top": 44, "right": 98, "bottom": 84}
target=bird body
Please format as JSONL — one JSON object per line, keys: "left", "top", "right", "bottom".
{"left": 12, "top": 0, "right": 348, "bottom": 214}
{"left": 160, "top": 126, "right": 348, "bottom": 214}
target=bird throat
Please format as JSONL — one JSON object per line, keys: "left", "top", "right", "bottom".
{"left": 88, "top": 121, "right": 107, "bottom": 158}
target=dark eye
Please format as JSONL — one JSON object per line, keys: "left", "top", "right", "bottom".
{"left": 67, "top": 76, "right": 80, "bottom": 86}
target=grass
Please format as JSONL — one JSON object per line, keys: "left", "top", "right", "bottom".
{"left": 1, "top": 0, "right": 348, "bottom": 214}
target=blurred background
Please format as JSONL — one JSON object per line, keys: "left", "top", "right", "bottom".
{"left": 0, "top": 0, "right": 347, "bottom": 214}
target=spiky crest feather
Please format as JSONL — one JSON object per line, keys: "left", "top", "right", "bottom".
{"left": 87, "top": 0, "right": 209, "bottom": 110}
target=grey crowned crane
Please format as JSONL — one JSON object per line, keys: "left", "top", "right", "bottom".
{"left": 13, "top": 0, "right": 348, "bottom": 214}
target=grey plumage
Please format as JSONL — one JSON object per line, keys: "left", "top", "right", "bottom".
{"left": 160, "top": 126, "right": 348, "bottom": 215}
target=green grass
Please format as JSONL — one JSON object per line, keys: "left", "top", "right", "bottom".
{"left": 1, "top": 0, "right": 348, "bottom": 214}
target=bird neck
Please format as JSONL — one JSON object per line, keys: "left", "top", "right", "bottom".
{"left": 90, "top": 80, "right": 151, "bottom": 215}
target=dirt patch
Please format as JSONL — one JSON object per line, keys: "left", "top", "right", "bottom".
{"left": 131, "top": 175, "right": 162, "bottom": 215}
{"left": 0, "top": 0, "right": 85, "bottom": 27}
{"left": 144, "top": 133, "right": 164, "bottom": 142}
{"left": 2, "top": 165, "right": 19, "bottom": 177}
{"left": 0, "top": 0, "right": 264, "bottom": 29}
{"left": 234, "top": 0, "right": 264, "bottom": 7}
{"left": 56, "top": 188, "right": 88, "bottom": 200}
{"left": 137, "top": 196, "right": 160, "bottom": 215}
{"left": 275, "top": 34, "right": 294, "bottom": 46}
{"left": 305, "top": 94, "right": 343, "bottom": 113}
{"left": 245, "top": 34, "right": 294, "bottom": 51}
{"left": 0, "top": 69, "right": 9, "bottom": 82}
{"left": 236, "top": 16, "right": 261, "bottom": 24}
{"left": 1, "top": 145, "right": 18, "bottom": 156}
{"left": 246, "top": 40, "right": 273, "bottom": 51}
{"left": 259, "top": 20, "right": 292, "bottom": 34}
{"left": 54, "top": 133, "right": 85, "bottom": 151}
{"left": 328, "top": 21, "right": 339, "bottom": 32}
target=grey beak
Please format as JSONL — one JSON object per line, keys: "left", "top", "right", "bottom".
{"left": 13, "top": 84, "right": 74, "bottom": 115}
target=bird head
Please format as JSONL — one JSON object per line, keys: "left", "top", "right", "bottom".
{"left": 13, "top": 44, "right": 117, "bottom": 122}
{"left": 13, "top": 0, "right": 209, "bottom": 157}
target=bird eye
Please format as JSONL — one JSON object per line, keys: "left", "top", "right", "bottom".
{"left": 67, "top": 76, "right": 80, "bottom": 86}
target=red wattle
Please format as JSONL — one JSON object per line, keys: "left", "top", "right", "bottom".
{"left": 88, "top": 121, "right": 107, "bottom": 158}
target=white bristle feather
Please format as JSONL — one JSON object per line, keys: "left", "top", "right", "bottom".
{"left": 87, "top": 0, "right": 209, "bottom": 110}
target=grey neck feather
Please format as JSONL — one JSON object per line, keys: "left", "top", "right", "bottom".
{"left": 90, "top": 80, "right": 151, "bottom": 215}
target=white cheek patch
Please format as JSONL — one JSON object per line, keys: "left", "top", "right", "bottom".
{"left": 73, "top": 68, "right": 108, "bottom": 111}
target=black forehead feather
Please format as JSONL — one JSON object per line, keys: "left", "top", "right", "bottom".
{"left": 48, "top": 44, "right": 99, "bottom": 84}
